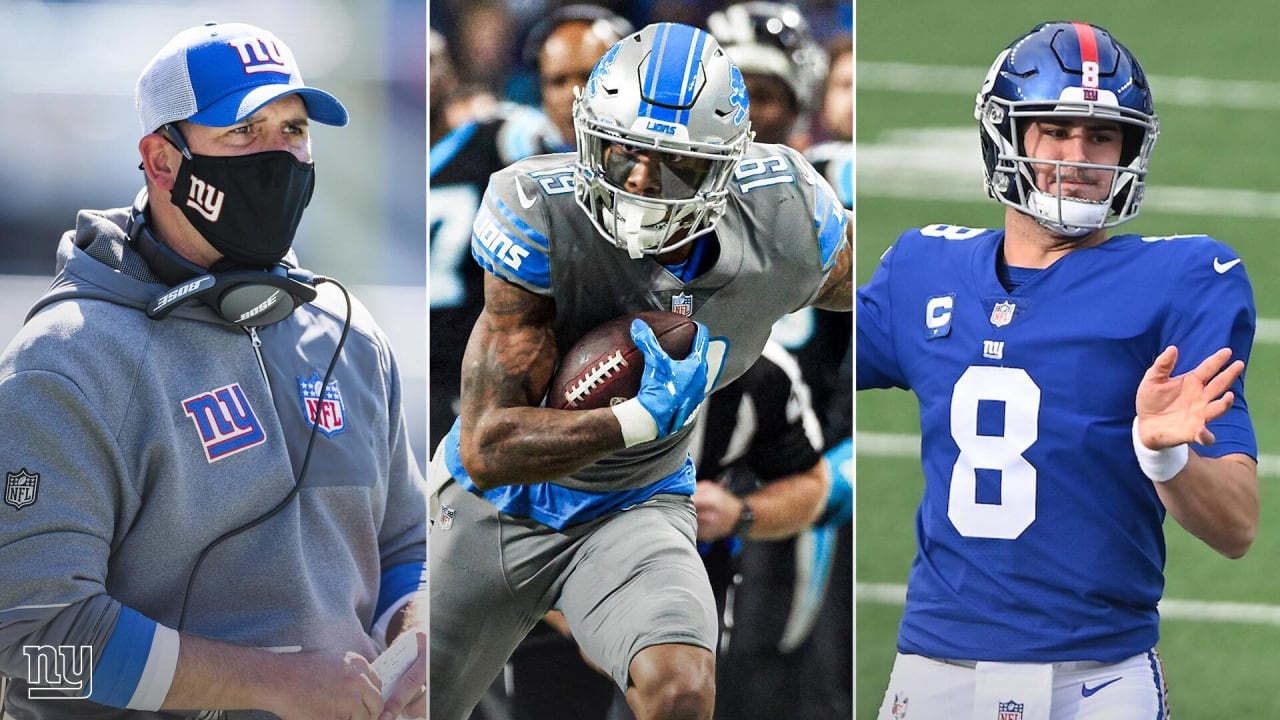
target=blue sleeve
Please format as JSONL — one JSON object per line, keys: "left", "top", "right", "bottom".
{"left": 811, "top": 178, "right": 848, "bottom": 274}
{"left": 376, "top": 561, "right": 427, "bottom": 620}
{"left": 469, "top": 179, "right": 552, "bottom": 294}
{"left": 857, "top": 242, "right": 908, "bottom": 390}
{"left": 1166, "top": 241, "right": 1257, "bottom": 459}
{"left": 88, "top": 605, "right": 180, "bottom": 709}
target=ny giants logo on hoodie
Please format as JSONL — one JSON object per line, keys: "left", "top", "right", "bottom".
{"left": 181, "top": 383, "right": 266, "bottom": 462}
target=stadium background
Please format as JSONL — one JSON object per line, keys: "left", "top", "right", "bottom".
{"left": 0, "top": 0, "right": 428, "bottom": 467}
{"left": 857, "top": 2, "right": 1280, "bottom": 717}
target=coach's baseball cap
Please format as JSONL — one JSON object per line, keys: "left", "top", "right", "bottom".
{"left": 135, "top": 21, "right": 349, "bottom": 134}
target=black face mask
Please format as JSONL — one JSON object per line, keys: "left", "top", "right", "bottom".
{"left": 167, "top": 138, "right": 316, "bottom": 267}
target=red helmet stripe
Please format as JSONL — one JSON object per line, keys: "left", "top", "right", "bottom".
{"left": 1072, "top": 22, "right": 1099, "bottom": 87}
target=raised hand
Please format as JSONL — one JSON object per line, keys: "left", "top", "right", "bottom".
{"left": 1135, "top": 346, "right": 1243, "bottom": 449}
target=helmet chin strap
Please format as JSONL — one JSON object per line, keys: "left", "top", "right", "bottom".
{"left": 1027, "top": 190, "right": 1108, "bottom": 238}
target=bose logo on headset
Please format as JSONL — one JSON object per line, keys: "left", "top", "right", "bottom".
{"left": 237, "top": 290, "right": 284, "bottom": 323}
{"left": 153, "top": 276, "right": 217, "bottom": 314}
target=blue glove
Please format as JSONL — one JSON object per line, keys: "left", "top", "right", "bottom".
{"left": 613, "top": 319, "right": 709, "bottom": 446}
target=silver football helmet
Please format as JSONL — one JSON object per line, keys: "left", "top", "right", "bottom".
{"left": 573, "top": 22, "right": 753, "bottom": 258}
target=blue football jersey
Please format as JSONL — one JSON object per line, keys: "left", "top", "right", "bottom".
{"left": 857, "top": 224, "right": 1257, "bottom": 661}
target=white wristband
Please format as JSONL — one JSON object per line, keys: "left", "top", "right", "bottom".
{"left": 1132, "top": 417, "right": 1189, "bottom": 483}
{"left": 612, "top": 397, "right": 659, "bottom": 447}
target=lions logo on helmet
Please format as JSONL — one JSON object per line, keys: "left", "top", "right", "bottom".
{"left": 974, "top": 21, "right": 1159, "bottom": 237}
{"left": 573, "top": 23, "right": 753, "bottom": 259}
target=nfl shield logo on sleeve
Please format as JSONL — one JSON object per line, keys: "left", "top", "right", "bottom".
{"left": 5, "top": 469, "right": 39, "bottom": 510}
{"left": 671, "top": 293, "right": 694, "bottom": 317}
{"left": 989, "top": 300, "right": 1016, "bottom": 327}
{"left": 297, "top": 372, "right": 346, "bottom": 437}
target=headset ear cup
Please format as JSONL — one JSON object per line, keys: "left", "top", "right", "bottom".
{"left": 214, "top": 267, "right": 316, "bottom": 326}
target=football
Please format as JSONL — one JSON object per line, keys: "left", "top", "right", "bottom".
{"left": 547, "top": 310, "right": 698, "bottom": 410}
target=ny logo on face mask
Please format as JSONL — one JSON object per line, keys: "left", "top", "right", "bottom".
{"left": 186, "top": 174, "right": 225, "bottom": 222}
{"left": 228, "top": 36, "right": 289, "bottom": 75}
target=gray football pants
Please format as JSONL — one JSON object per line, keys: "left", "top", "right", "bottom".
{"left": 429, "top": 479, "right": 718, "bottom": 720}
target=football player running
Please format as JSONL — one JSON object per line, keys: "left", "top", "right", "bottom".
{"left": 858, "top": 21, "right": 1258, "bottom": 719}
{"left": 429, "top": 22, "right": 851, "bottom": 720}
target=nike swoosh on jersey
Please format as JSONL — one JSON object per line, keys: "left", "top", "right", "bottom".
{"left": 1214, "top": 257, "right": 1242, "bottom": 274}
{"left": 514, "top": 177, "right": 538, "bottom": 209}
{"left": 1081, "top": 676, "right": 1123, "bottom": 697}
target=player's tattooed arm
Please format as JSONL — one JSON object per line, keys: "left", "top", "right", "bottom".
{"left": 458, "top": 274, "right": 626, "bottom": 490}
{"left": 812, "top": 210, "right": 853, "bottom": 311}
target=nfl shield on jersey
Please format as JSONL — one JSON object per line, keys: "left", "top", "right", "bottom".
{"left": 297, "top": 372, "right": 346, "bottom": 437}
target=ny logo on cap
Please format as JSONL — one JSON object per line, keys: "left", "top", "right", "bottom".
{"left": 228, "top": 36, "right": 289, "bottom": 75}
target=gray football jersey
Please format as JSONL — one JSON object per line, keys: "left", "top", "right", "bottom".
{"left": 468, "top": 143, "right": 847, "bottom": 492}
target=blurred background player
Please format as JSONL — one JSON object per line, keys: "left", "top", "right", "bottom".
{"left": 707, "top": 5, "right": 853, "bottom": 718}
{"left": 707, "top": 0, "right": 827, "bottom": 148}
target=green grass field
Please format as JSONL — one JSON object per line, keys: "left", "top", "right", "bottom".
{"left": 856, "top": 4, "right": 1280, "bottom": 717}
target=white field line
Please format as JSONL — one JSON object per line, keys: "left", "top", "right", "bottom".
{"left": 857, "top": 431, "right": 1280, "bottom": 478}
{"left": 857, "top": 126, "right": 1280, "bottom": 220}
{"left": 858, "top": 581, "right": 1280, "bottom": 626}
{"left": 858, "top": 61, "right": 1280, "bottom": 112}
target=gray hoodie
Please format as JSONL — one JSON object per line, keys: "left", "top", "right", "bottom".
{"left": 0, "top": 204, "right": 426, "bottom": 718}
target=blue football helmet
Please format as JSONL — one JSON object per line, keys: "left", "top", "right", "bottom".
{"left": 573, "top": 23, "right": 753, "bottom": 258}
{"left": 975, "top": 21, "right": 1159, "bottom": 236}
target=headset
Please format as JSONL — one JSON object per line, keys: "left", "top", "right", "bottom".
{"left": 128, "top": 199, "right": 319, "bottom": 327}
{"left": 127, "top": 197, "right": 356, "bottom": 632}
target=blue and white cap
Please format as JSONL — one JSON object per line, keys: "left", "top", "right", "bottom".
{"left": 136, "top": 21, "right": 348, "bottom": 133}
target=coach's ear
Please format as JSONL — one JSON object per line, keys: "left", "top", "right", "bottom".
{"left": 138, "top": 133, "right": 180, "bottom": 192}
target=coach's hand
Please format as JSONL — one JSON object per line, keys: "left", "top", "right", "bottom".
{"left": 271, "top": 650, "right": 384, "bottom": 720}
{"left": 612, "top": 319, "right": 709, "bottom": 447}
{"left": 378, "top": 631, "right": 427, "bottom": 720}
